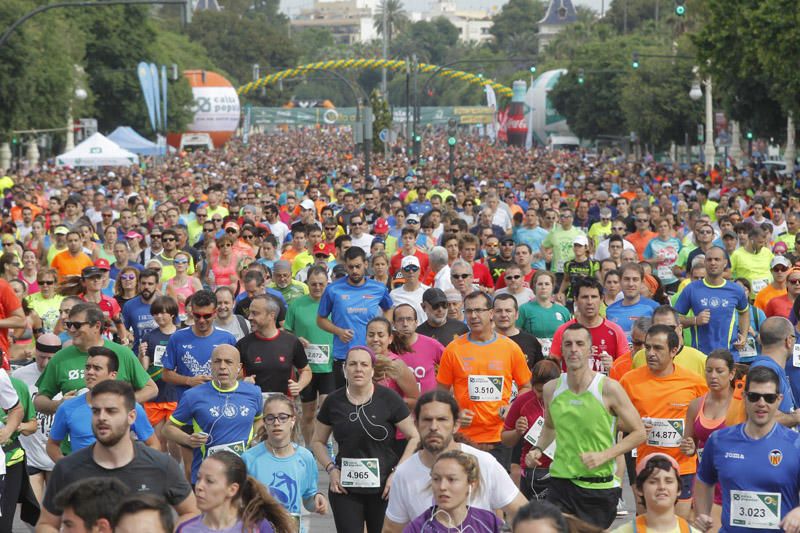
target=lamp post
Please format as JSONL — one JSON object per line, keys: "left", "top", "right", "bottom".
{"left": 689, "top": 70, "right": 715, "bottom": 169}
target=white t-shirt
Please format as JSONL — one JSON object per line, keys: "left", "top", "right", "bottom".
{"left": 267, "top": 220, "right": 290, "bottom": 248}
{"left": 0, "top": 369, "right": 20, "bottom": 476}
{"left": 390, "top": 284, "right": 429, "bottom": 325}
{"left": 385, "top": 443, "right": 520, "bottom": 525}
{"left": 434, "top": 266, "right": 455, "bottom": 292}
{"left": 350, "top": 233, "right": 375, "bottom": 255}
{"left": 12, "top": 363, "right": 56, "bottom": 471}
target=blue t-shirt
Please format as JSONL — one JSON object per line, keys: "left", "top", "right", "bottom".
{"left": 786, "top": 349, "right": 800, "bottom": 412}
{"left": 121, "top": 295, "right": 156, "bottom": 354}
{"left": 697, "top": 423, "right": 800, "bottom": 532}
{"left": 50, "top": 393, "right": 153, "bottom": 451}
{"left": 162, "top": 327, "right": 237, "bottom": 399}
{"left": 675, "top": 279, "right": 749, "bottom": 354}
{"left": 513, "top": 226, "right": 549, "bottom": 270}
{"left": 318, "top": 277, "right": 393, "bottom": 360}
{"left": 142, "top": 328, "right": 179, "bottom": 403}
{"left": 750, "top": 355, "right": 796, "bottom": 413}
{"left": 169, "top": 380, "right": 262, "bottom": 483}
{"left": 606, "top": 297, "right": 659, "bottom": 341}
{"left": 242, "top": 443, "right": 318, "bottom": 527}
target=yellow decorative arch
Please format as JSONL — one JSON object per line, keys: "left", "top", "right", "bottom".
{"left": 237, "top": 59, "right": 513, "bottom": 98}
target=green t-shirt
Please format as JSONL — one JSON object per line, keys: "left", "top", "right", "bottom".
{"left": 517, "top": 300, "right": 572, "bottom": 342}
{"left": 1, "top": 377, "right": 34, "bottom": 466}
{"left": 35, "top": 339, "right": 150, "bottom": 399}
{"left": 542, "top": 227, "right": 584, "bottom": 273}
{"left": 269, "top": 280, "right": 309, "bottom": 306}
{"left": 284, "top": 295, "right": 334, "bottom": 373}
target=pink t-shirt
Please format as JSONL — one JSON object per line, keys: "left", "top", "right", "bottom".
{"left": 397, "top": 334, "right": 445, "bottom": 393}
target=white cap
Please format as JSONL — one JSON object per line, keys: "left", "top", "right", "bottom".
{"left": 401, "top": 255, "right": 421, "bottom": 269}
{"left": 771, "top": 256, "right": 791, "bottom": 269}
{"left": 573, "top": 235, "right": 589, "bottom": 247}
{"left": 300, "top": 199, "right": 315, "bottom": 210}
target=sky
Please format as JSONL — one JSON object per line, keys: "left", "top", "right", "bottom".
{"left": 279, "top": 0, "right": 606, "bottom": 18}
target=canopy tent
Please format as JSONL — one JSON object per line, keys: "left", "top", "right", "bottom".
{"left": 56, "top": 133, "right": 139, "bottom": 167}
{"left": 107, "top": 126, "right": 165, "bottom": 157}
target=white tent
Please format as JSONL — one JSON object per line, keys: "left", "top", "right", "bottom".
{"left": 56, "top": 132, "right": 139, "bottom": 167}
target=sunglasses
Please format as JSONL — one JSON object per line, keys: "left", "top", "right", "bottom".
{"left": 452, "top": 273, "right": 471, "bottom": 280}
{"left": 2, "top": 242, "right": 13, "bottom": 246}
{"left": 745, "top": 392, "right": 779, "bottom": 404}
{"left": 174, "top": 259, "right": 189, "bottom": 265}
{"left": 219, "top": 243, "right": 232, "bottom": 248}
{"left": 120, "top": 274, "right": 137, "bottom": 280}
{"left": 203, "top": 228, "right": 215, "bottom": 233}
{"left": 788, "top": 279, "right": 800, "bottom": 285}
{"left": 64, "top": 320, "right": 90, "bottom": 330}
{"left": 773, "top": 266, "right": 789, "bottom": 273}
{"left": 242, "top": 234, "right": 254, "bottom": 240}
{"left": 407, "top": 220, "right": 419, "bottom": 224}
{"left": 225, "top": 228, "right": 238, "bottom": 234}
{"left": 505, "top": 274, "right": 522, "bottom": 280}
{"left": 402, "top": 265, "right": 420, "bottom": 273}
{"left": 351, "top": 221, "right": 364, "bottom": 226}
{"left": 196, "top": 213, "right": 207, "bottom": 218}
{"left": 324, "top": 226, "right": 337, "bottom": 231}
{"left": 192, "top": 312, "right": 215, "bottom": 321}
{"left": 38, "top": 280, "right": 55, "bottom": 286}
{"left": 212, "top": 218, "right": 223, "bottom": 223}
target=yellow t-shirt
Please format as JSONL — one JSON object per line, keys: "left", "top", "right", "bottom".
{"left": 632, "top": 345, "right": 707, "bottom": 378}
{"left": 730, "top": 247, "right": 774, "bottom": 289}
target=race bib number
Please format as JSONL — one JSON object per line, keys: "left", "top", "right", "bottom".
{"left": 739, "top": 337, "right": 757, "bottom": 360}
{"left": 340, "top": 458, "right": 380, "bottom": 488}
{"left": 730, "top": 490, "right": 781, "bottom": 529}
{"left": 647, "top": 418, "right": 684, "bottom": 448}
{"left": 153, "top": 345, "right": 166, "bottom": 367}
{"left": 751, "top": 279, "right": 769, "bottom": 294}
{"left": 538, "top": 338, "right": 552, "bottom": 358}
{"left": 206, "top": 440, "right": 246, "bottom": 457}
{"left": 305, "top": 344, "right": 330, "bottom": 365}
{"left": 793, "top": 344, "right": 800, "bottom": 367}
{"left": 468, "top": 375, "right": 504, "bottom": 402}
{"left": 523, "top": 416, "right": 557, "bottom": 458}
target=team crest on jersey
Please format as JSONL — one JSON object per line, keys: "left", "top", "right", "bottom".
{"left": 769, "top": 449, "right": 783, "bottom": 466}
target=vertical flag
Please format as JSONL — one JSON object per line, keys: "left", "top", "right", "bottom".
{"left": 150, "top": 63, "right": 162, "bottom": 131}
{"left": 485, "top": 84, "right": 497, "bottom": 143}
{"left": 137, "top": 62, "right": 157, "bottom": 133}
{"left": 161, "top": 65, "right": 168, "bottom": 133}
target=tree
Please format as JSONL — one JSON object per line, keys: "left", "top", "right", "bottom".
{"left": 693, "top": 0, "right": 797, "bottom": 138}
{"left": 392, "top": 17, "right": 460, "bottom": 65}
{"left": 489, "top": 0, "right": 545, "bottom": 56}
{"left": 370, "top": 89, "right": 392, "bottom": 152}
{"left": 373, "top": 0, "right": 409, "bottom": 46}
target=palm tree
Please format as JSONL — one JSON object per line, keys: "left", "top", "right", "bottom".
{"left": 373, "top": 0, "right": 409, "bottom": 46}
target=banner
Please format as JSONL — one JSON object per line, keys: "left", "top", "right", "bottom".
{"left": 137, "top": 62, "right": 157, "bottom": 132}
{"left": 249, "top": 106, "right": 494, "bottom": 127}
{"left": 150, "top": 63, "right": 162, "bottom": 131}
{"left": 161, "top": 65, "right": 168, "bottom": 132}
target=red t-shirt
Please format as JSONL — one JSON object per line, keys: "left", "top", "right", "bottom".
{"left": 765, "top": 294, "right": 794, "bottom": 319}
{"left": 549, "top": 318, "right": 630, "bottom": 373}
{"left": 494, "top": 269, "right": 535, "bottom": 290}
{"left": 503, "top": 389, "right": 552, "bottom": 468}
{"left": 470, "top": 262, "right": 494, "bottom": 290}
{"left": 0, "top": 279, "right": 21, "bottom": 369}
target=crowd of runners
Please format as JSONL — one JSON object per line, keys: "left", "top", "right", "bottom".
{"left": 0, "top": 129, "right": 794, "bottom": 532}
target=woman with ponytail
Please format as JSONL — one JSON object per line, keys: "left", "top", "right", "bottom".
{"left": 242, "top": 394, "right": 327, "bottom": 532}
{"left": 177, "top": 450, "right": 295, "bottom": 533}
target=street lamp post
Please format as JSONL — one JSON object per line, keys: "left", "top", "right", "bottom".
{"left": 689, "top": 70, "right": 715, "bottom": 169}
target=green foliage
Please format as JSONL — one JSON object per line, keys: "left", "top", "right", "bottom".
{"left": 393, "top": 17, "right": 460, "bottom": 65}
{"left": 694, "top": 0, "right": 797, "bottom": 139}
{"left": 373, "top": 0, "right": 409, "bottom": 45}
{"left": 370, "top": 89, "right": 392, "bottom": 152}
{"left": 0, "top": 0, "right": 83, "bottom": 141}
{"left": 489, "top": 0, "right": 545, "bottom": 56}
{"left": 292, "top": 28, "right": 336, "bottom": 64}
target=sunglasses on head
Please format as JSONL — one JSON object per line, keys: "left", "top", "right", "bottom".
{"left": 745, "top": 392, "right": 779, "bottom": 404}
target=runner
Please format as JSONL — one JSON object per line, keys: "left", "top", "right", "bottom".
{"left": 694, "top": 366, "right": 800, "bottom": 532}
{"left": 310, "top": 345, "right": 419, "bottom": 533}
{"left": 517, "top": 271, "right": 571, "bottom": 359}
{"left": 619, "top": 324, "right": 708, "bottom": 518}
{"left": 525, "top": 323, "right": 645, "bottom": 529}
{"left": 415, "top": 287, "right": 468, "bottom": 347}
{"left": 606, "top": 263, "right": 660, "bottom": 341}
{"left": 391, "top": 303, "right": 444, "bottom": 394}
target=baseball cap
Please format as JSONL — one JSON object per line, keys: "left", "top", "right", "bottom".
{"left": 422, "top": 287, "right": 447, "bottom": 306}
{"left": 125, "top": 230, "right": 143, "bottom": 240}
{"left": 401, "top": 255, "right": 421, "bottom": 269}
{"left": 93, "top": 258, "right": 110, "bottom": 271}
{"left": 636, "top": 452, "right": 680, "bottom": 476}
{"left": 373, "top": 218, "right": 389, "bottom": 235}
{"left": 573, "top": 235, "right": 589, "bottom": 247}
{"left": 53, "top": 225, "right": 69, "bottom": 236}
{"left": 81, "top": 266, "right": 104, "bottom": 278}
{"left": 300, "top": 199, "right": 315, "bottom": 211}
{"left": 224, "top": 221, "right": 240, "bottom": 231}
{"left": 407, "top": 214, "right": 421, "bottom": 224}
{"left": 314, "top": 242, "right": 334, "bottom": 256}
{"left": 500, "top": 236, "right": 515, "bottom": 246}
{"left": 722, "top": 230, "right": 737, "bottom": 239}
{"left": 772, "top": 255, "right": 791, "bottom": 270}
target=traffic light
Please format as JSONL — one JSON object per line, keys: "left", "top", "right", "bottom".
{"left": 414, "top": 134, "right": 421, "bottom": 143}
{"left": 530, "top": 65, "right": 537, "bottom": 74}
{"left": 632, "top": 52, "right": 640, "bottom": 69}
{"left": 746, "top": 131, "right": 754, "bottom": 140}
{"left": 577, "top": 69, "right": 585, "bottom": 84}
{"left": 448, "top": 137, "right": 456, "bottom": 146}
{"left": 675, "top": 0, "right": 686, "bottom": 16}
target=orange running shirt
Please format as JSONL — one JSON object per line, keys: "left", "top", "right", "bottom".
{"left": 437, "top": 333, "right": 532, "bottom": 444}
{"left": 50, "top": 251, "right": 94, "bottom": 281}
{"left": 620, "top": 365, "right": 708, "bottom": 475}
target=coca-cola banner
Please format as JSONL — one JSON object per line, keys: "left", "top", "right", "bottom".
{"left": 507, "top": 80, "right": 528, "bottom": 147}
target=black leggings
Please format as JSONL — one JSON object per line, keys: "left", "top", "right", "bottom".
{"left": 329, "top": 490, "right": 387, "bottom": 533}
{"left": 0, "top": 459, "right": 40, "bottom": 530}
